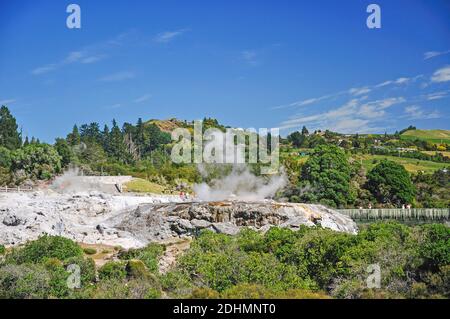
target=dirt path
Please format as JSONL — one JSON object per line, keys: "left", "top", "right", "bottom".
{"left": 159, "top": 238, "right": 191, "bottom": 274}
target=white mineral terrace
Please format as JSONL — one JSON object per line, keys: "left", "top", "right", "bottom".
{"left": 0, "top": 190, "right": 357, "bottom": 249}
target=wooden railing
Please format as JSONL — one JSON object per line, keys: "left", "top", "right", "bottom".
{"left": 338, "top": 208, "right": 449, "bottom": 221}
{"left": 0, "top": 186, "right": 33, "bottom": 193}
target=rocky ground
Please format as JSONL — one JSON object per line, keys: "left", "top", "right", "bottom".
{"left": 0, "top": 190, "right": 357, "bottom": 249}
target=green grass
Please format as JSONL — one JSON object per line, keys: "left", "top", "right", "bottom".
{"left": 422, "top": 150, "right": 450, "bottom": 157}
{"left": 400, "top": 129, "right": 450, "bottom": 144}
{"left": 124, "top": 178, "right": 166, "bottom": 194}
{"left": 355, "top": 154, "right": 448, "bottom": 174}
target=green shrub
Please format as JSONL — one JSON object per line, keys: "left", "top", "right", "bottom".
{"left": 0, "top": 244, "right": 6, "bottom": 255}
{"left": 98, "top": 261, "right": 126, "bottom": 281}
{"left": 189, "top": 287, "right": 220, "bottom": 299}
{"left": 118, "top": 243, "right": 164, "bottom": 273}
{"left": 9, "top": 235, "right": 83, "bottom": 264}
{"left": 0, "top": 263, "right": 51, "bottom": 298}
{"left": 418, "top": 224, "right": 450, "bottom": 270}
{"left": 64, "top": 256, "right": 96, "bottom": 287}
{"left": 83, "top": 248, "right": 97, "bottom": 255}
{"left": 126, "top": 259, "right": 150, "bottom": 279}
{"left": 44, "top": 258, "right": 71, "bottom": 298}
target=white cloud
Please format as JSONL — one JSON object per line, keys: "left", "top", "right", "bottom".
{"left": 31, "top": 50, "right": 105, "bottom": 75}
{"left": 30, "top": 31, "right": 137, "bottom": 75}
{"left": 64, "top": 51, "right": 85, "bottom": 63}
{"left": 424, "top": 50, "right": 450, "bottom": 60}
{"left": 99, "top": 71, "right": 135, "bottom": 82}
{"left": 272, "top": 92, "right": 345, "bottom": 110}
{"left": 404, "top": 105, "right": 440, "bottom": 120}
{"left": 426, "top": 91, "right": 448, "bottom": 101}
{"left": 0, "top": 99, "right": 16, "bottom": 105}
{"left": 154, "top": 29, "right": 187, "bottom": 43}
{"left": 273, "top": 73, "right": 417, "bottom": 110}
{"left": 279, "top": 96, "right": 405, "bottom": 133}
{"left": 134, "top": 94, "right": 152, "bottom": 103}
{"left": 394, "top": 77, "right": 410, "bottom": 84}
{"left": 431, "top": 66, "right": 450, "bottom": 83}
{"left": 31, "top": 65, "right": 57, "bottom": 75}
{"left": 349, "top": 87, "right": 371, "bottom": 96}
{"left": 81, "top": 55, "right": 106, "bottom": 64}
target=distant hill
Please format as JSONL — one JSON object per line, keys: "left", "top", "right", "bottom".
{"left": 400, "top": 129, "right": 450, "bottom": 144}
{"left": 145, "top": 117, "right": 227, "bottom": 133}
{"left": 145, "top": 118, "right": 189, "bottom": 133}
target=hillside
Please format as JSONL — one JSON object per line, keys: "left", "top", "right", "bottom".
{"left": 401, "top": 129, "right": 450, "bottom": 144}
{"left": 145, "top": 118, "right": 188, "bottom": 133}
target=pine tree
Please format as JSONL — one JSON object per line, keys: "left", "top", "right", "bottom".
{"left": 108, "top": 119, "right": 128, "bottom": 163}
{"left": 301, "top": 126, "right": 309, "bottom": 136}
{"left": 67, "top": 125, "right": 81, "bottom": 146}
{"left": 102, "top": 124, "right": 110, "bottom": 150}
{"left": 0, "top": 105, "right": 21, "bottom": 150}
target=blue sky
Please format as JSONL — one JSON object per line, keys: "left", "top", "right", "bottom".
{"left": 0, "top": 0, "right": 449, "bottom": 142}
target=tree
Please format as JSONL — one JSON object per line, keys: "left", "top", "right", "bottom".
{"left": 66, "top": 125, "right": 81, "bottom": 146}
{"left": 0, "top": 105, "right": 21, "bottom": 150}
{"left": 301, "top": 126, "right": 309, "bottom": 136}
{"left": 107, "top": 119, "right": 129, "bottom": 163}
{"left": 54, "top": 138, "right": 74, "bottom": 167}
{"left": 301, "top": 144, "right": 353, "bottom": 207}
{"left": 11, "top": 144, "right": 62, "bottom": 180}
{"left": 287, "top": 131, "right": 305, "bottom": 148}
{"left": 366, "top": 160, "right": 415, "bottom": 206}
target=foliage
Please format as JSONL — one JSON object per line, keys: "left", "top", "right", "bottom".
{"left": 83, "top": 247, "right": 97, "bottom": 255}
{"left": 8, "top": 235, "right": 83, "bottom": 264}
{"left": 300, "top": 144, "right": 353, "bottom": 207}
{"left": 118, "top": 243, "right": 164, "bottom": 273}
{"left": 0, "top": 263, "right": 51, "bottom": 298}
{"left": 11, "top": 144, "right": 62, "bottom": 180}
{"left": 367, "top": 160, "right": 415, "bottom": 206}
{"left": 54, "top": 138, "right": 74, "bottom": 167}
{"left": 0, "top": 105, "right": 21, "bottom": 150}
{"left": 98, "top": 261, "right": 127, "bottom": 281}
{"left": 0, "top": 223, "right": 448, "bottom": 299}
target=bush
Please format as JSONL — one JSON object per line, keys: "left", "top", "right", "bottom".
{"left": 118, "top": 243, "right": 164, "bottom": 273}
{"left": 64, "top": 256, "right": 96, "bottom": 287}
{"left": 11, "top": 144, "right": 62, "bottom": 180}
{"left": 83, "top": 248, "right": 97, "bottom": 255}
{"left": 189, "top": 287, "right": 220, "bottom": 299}
{"left": 0, "top": 263, "right": 51, "bottom": 298}
{"left": 98, "top": 261, "right": 127, "bottom": 281}
{"left": 9, "top": 235, "right": 83, "bottom": 264}
{"left": 0, "top": 244, "right": 5, "bottom": 255}
{"left": 418, "top": 224, "right": 450, "bottom": 271}
{"left": 126, "top": 259, "right": 151, "bottom": 279}
{"left": 44, "top": 258, "right": 71, "bottom": 298}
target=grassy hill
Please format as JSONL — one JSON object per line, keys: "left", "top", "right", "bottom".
{"left": 354, "top": 154, "right": 448, "bottom": 174}
{"left": 145, "top": 118, "right": 188, "bottom": 133}
{"left": 400, "top": 129, "right": 450, "bottom": 144}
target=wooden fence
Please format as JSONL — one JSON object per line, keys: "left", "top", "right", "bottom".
{"left": 0, "top": 186, "right": 33, "bottom": 193}
{"left": 338, "top": 208, "right": 449, "bottom": 221}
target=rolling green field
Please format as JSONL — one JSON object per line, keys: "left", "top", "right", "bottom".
{"left": 355, "top": 154, "right": 448, "bottom": 174}
{"left": 400, "top": 129, "right": 450, "bottom": 144}
{"left": 282, "top": 150, "right": 447, "bottom": 174}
